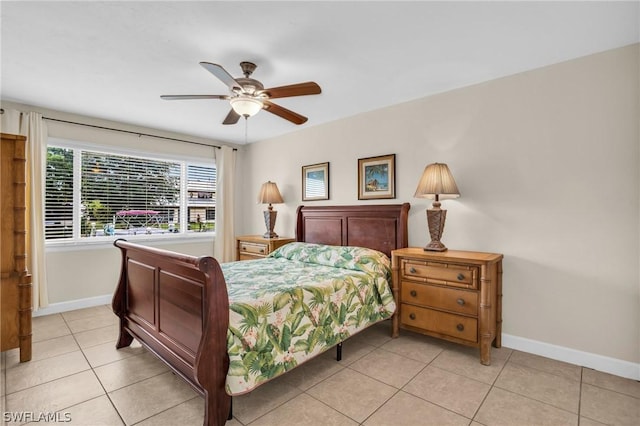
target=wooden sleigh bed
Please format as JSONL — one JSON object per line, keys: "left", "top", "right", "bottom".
{"left": 112, "top": 203, "right": 409, "bottom": 425}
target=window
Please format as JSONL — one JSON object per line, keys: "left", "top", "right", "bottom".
{"left": 45, "top": 144, "right": 216, "bottom": 241}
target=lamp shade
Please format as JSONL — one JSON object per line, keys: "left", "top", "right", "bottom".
{"left": 258, "top": 181, "right": 284, "bottom": 205}
{"left": 414, "top": 163, "right": 460, "bottom": 200}
{"left": 230, "top": 96, "right": 263, "bottom": 117}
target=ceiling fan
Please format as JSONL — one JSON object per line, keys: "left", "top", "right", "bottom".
{"left": 161, "top": 61, "right": 321, "bottom": 125}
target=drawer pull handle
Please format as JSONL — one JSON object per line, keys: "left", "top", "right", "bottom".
{"left": 456, "top": 324, "right": 464, "bottom": 332}
{"left": 260, "top": 248, "right": 265, "bottom": 253}
{"left": 456, "top": 298, "right": 465, "bottom": 306}
{"left": 409, "top": 313, "right": 416, "bottom": 320}
{"left": 410, "top": 290, "right": 417, "bottom": 297}
{"left": 409, "top": 267, "right": 417, "bottom": 274}
{"left": 241, "top": 246, "right": 246, "bottom": 251}
{"left": 457, "top": 273, "right": 465, "bottom": 281}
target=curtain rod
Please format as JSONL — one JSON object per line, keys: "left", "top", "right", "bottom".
{"left": 22, "top": 114, "right": 236, "bottom": 151}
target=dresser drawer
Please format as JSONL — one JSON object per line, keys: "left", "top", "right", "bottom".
{"left": 400, "top": 304, "right": 478, "bottom": 343}
{"left": 236, "top": 236, "right": 295, "bottom": 262}
{"left": 401, "top": 281, "right": 478, "bottom": 316}
{"left": 239, "top": 242, "right": 268, "bottom": 256}
{"left": 402, "top": 260, "right": 477, "bottom": 289}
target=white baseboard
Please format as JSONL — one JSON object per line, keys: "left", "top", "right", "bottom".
{"left": 33, "top": 298, "right": 639, "bottom": 381}
{"left": 502, "top": 333, "right": 640, "bottom": 381}
{"left": 33, "top": 294, "right": 112, "bottom": 317}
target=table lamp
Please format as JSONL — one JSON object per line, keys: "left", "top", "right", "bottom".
{"left": 414, "top": 163, "right": 460, "bottom": 251}
{"left": 258, "top": 181, "right": 284, "bottom": 238}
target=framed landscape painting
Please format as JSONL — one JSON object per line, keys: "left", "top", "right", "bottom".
{"left": 358, "top": 154, "right": 395, "bottom": 200}
{"left": 302, "top": 162, "right": 330, "bottom": 201}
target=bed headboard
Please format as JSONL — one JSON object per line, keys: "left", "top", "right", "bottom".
{"left": 295, "top": 203, "right": 410, "bottom": 258}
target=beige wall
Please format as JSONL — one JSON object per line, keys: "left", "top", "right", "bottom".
{"left": 240, "top": 44, "right": 640, "bottom": 365}
{"left": 45, "top": 240, "right": 215, "bottom": 303}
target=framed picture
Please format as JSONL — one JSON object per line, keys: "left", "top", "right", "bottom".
{"left": 358, "top": 154, "right": 395, "bottom": 200}
{"left": 302, "top": 162, "right": 330, "bottom": 201}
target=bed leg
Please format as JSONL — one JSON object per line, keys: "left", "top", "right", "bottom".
{"left": 336, "top": 342, "right": 342, "bottom": 361}
{"left": 227, "top": 398, "right": 233, "bottom": 421}
{"left": 116, "top": 312, "right": 133, "bottom": 349}
{"left": 115, "top": 321, "right": 133, "bottom": 349}
{"left": 202, "top": 390, "right": 231, "bottom": 426}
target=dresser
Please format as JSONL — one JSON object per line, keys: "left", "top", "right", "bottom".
{"left": 1, "top": 133, "right": 32, "bottom": 362}
{"left": 391, "top": 248, "right": 502, "bottom": 365}
{"left": 236, "top": 235, "right": 295, "bottom": 261}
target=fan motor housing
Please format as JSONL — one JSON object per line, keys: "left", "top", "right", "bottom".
{"left": 235, "top": 77, "right": 264, "bottom": 95}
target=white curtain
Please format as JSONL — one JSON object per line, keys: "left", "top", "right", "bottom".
{"left": 213, "top": 145, "right": 236, "bottom": 262}
{"left": 20, "top": 112, "right": 49, "bottom": 310}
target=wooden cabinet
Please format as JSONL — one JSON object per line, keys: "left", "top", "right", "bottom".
{"left": 391, "top": 248, "right": 502, "bottom": 365}
{"left": 1, "top": 133, "right": 32, "bottom": 362}
{"left": 236, "top": 235, "right": 295, "bottom": 261}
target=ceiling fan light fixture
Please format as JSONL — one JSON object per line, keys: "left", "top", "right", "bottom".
{"left": 162, "top": 61, "right": 321, "bottom": 125}
{"left": 230, "top": 96, "right": 263, "bottom": 117}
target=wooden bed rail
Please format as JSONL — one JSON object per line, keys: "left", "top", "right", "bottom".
{"left": 112, "top": 239, "right": 231, "bottom": 426}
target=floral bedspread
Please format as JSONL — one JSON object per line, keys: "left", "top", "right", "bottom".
{"left": 220, "top": 242, "right": 396, "bottom": 395}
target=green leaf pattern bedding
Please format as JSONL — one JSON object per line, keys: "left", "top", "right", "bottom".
{"left": 220, "top": 242, "right": 396, "bottom": 395}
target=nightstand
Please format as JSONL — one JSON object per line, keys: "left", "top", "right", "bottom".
{"left": 391, "top": 248, "right": 503, "bottom": 365}
{"left": 235, "top": 235, "right": 295, "bottom": 261}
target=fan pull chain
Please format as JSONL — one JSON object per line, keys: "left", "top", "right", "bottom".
{"left": 244, "top": 117, "right": 248, "bottom": 144}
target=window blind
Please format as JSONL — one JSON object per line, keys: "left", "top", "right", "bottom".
{"left": 45, "top": 145, "right": 216, "bottom": 240}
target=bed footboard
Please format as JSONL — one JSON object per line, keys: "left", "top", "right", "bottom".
{"left": 112, "top": 239, "right": 231, "bottom": 426}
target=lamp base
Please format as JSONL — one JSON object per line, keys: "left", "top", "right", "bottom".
{"left": 424, "top": 206, "right": 448, "bottom": 252}
{"left": 263, "top": 209, "right": 279, "bottom": 239}
{"left": 424, "top": 240, "right": 448, "bottom": 252}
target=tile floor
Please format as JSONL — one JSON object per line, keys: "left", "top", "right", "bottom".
{"left": 1, "top": 305, "right": 639, "bottom": 425}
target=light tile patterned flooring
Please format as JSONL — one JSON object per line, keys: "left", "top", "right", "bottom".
{"left": 1, "top": 305, "right": 639, "bottom": 425}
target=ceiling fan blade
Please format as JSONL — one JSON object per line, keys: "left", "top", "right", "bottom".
{"left": 160, "top": 95, "right": 229, "bottom": 100}
{"left": 222, "top": 109, "right": 241, "bottom": 125}
{"left": 257, "top": 82, "right": 321, "bottom": 99}
{"left": 200, "top": 62, "right": 242, "bottom": 91}
{"left": 263, "top": 100, "right": 308, "bottom": 125}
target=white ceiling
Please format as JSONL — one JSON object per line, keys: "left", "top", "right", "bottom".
{"left": 1, "top": 1, "right": 638, "bottom": 145}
